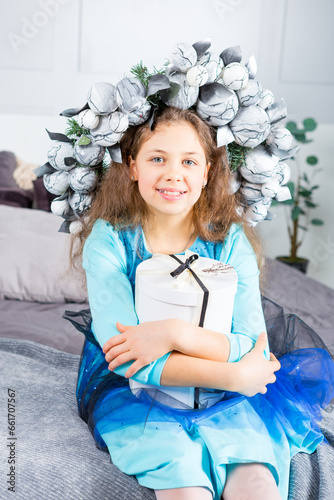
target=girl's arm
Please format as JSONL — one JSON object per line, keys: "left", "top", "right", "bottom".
{"left": 104, "top": 225, "right": 269, "bottom": 374}
{"left": 104, "top": 320, "right": 279, "bottom": 396}
{"left": 83, "top": 220, "right": 171, "bottom": 386}
{"left": 160, "top": 333, "right": 280, "bottom": 397}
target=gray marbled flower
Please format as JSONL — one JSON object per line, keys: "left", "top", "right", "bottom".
{"left": 69, "top": 166, "right": 98, "bottom": 193}
{"left": 163, "top": 40, "right": 224, "bottom": 109}
{"left": 90, "top": 115, "right": 124, "bottom": 147}
{"left": 237, "top": 80, "right": 263, "bottom": 107}
{"left": 245, "top": 197, "right": 272, "bottom": 225}
{"left": 74, "top": 138, "right": 105, "bottom": 167}
{"left": 239, "top": 145, "right": 279, "bottom": 184}
{"left": 196, "top": 82, "right": 239, "bottom": 126}
{"left": 88, "top": 82, "right": 118, "bottom": 115}
{"left": 241, "top": 183, "right": 264, "bottom": 203}
{"left": 116, "top": 77, "right": 151, "bottom": 126}
{"left": 48, "top": 141, "right": 76, "bottom": 171}
{"left": 68, "top": 192, "right": 93, "bottom": 213}
{"left": 165, "top": 72, "right": 199, "bottom": 110}
{"left": 43, "top": 170, "right": 70, "bottom": 195}
{"left": 229, "top": 106, "right": 271, "bottom": 148}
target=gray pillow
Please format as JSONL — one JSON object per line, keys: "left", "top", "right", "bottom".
{"left": 0, "top": 205, "right": 88, "bottom": 303}
{"left": 0, "top": 151, "right": 17, "bottom": 188}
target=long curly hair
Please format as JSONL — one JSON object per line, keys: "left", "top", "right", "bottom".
{"left": 66, "top": 106, "right": 264, "bottom": 290}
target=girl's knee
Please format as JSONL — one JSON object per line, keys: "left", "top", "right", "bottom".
{"left": 223, "top": 463, "right": 281, "bottom": 500}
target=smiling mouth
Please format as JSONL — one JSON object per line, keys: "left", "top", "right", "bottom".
{"left": 157, "top": 189, "right": 186, "bottom": 196}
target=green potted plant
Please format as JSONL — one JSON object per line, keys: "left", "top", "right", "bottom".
{"left": 274, "top": 117, "right": 324, "bottom": 273}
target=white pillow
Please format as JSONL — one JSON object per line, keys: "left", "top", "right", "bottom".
{"left": 0, "top": 205, "right": 88, "bottom": 303}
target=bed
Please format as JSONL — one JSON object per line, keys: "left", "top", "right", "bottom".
{"left": 0, "top": 160, "right": 334, "bottom": 499}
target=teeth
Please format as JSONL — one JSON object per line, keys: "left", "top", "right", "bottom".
{"left": 159, "top": 190, "right": 183, "bottom": 195}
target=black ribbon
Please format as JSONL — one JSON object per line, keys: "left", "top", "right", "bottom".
{"left": 169, "top": 254, "right": 209, "bottom": 329}
{"left": 169, "top": 254, "right": 210, "bottom": 410}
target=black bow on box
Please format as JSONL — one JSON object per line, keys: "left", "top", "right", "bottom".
{"left": 169, "top": 254, "right": 209, "bottom": 328}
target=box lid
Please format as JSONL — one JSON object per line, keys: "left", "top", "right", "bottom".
{"left": 136, "top": 252, "right": 238, "bottom": 307}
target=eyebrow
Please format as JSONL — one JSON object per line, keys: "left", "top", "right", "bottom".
{"left": 145, "top": 149, "right": 202, "bottom": 156}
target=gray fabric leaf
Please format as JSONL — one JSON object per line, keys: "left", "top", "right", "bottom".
{"left": 267, "top": 145, "right": 300, "bottom": 160}
{"left": 107, "top": 144, "right": 122, "bottom": 164}
{"left": 216, "top": 125, "right": 234, "bottom": 147}
{"left": 266, "top": 99, "right": 287, "bottom": 124}
{"left": 159, "top": 81, "right": 181, "bottom": 103}
{"left": 220, "top": 46, "right": 242, "bottom": 66}
{"left": 192, "top": 39, "right": 212, "bottom": 58}
{"left": 245, "top": 55, "right": 257, "bottom": 79}
{"left": 147, "top": 75, "right": 171, "bottom": 98}
{"left": 33, "top": 162, "right": 56, "bottom": 178}
{"left": 46, "top": 129, "right": 73, "bottom": 143}
{"left": 60, "top": 103, "right": 89, "bottom": 118}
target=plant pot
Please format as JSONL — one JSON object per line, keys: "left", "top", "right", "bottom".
{"left": 276, "top": 256, "right": 309, "bottom": 274}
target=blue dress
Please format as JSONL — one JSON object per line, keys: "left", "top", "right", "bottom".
{"left": 63, "top": 219, "right": 334, "bottom": 500}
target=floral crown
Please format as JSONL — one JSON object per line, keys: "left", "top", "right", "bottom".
{"left": 34, "top": 38, "right": 298, "bottom": 233}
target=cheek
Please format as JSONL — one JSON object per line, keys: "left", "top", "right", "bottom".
{"left": 137, "top": 175, "right": 155, "bottom": 198}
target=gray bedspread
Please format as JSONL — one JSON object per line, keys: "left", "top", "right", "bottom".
{"left": 0, "top": 337, "right": 333, "bottom": 500}
{"left": 1, "top": 259, "right": 332, "bottom": 356}
{"left": 1, "top": 258, "right": 333, "bottom": 499}
{"left": 0, "top": 338, "right": 155, "bottom": 500}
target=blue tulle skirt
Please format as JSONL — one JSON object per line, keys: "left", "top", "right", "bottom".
{"left": 63, "top": 297, "right": 334, "bottom": 500}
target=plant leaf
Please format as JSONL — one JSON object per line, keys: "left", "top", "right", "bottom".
{"left": 280, "top": 199, "right": 295, "bottom": 205}
{"left": 306, "top": 155, "right": 318, "bottom": 165}
{"left": 292, "top": 206, "right": 302, "bottom": 220}
{"left": 287, "top": 181, "right": 295, "bottom": 198}
{"left": 298, "top": 188, "right": 312, "bottom": 198}
{"left": 286, "top": 121, "right": 297, "bottom": 132}
{"left": 311, "top": 219, "right": 324, "bottom": 226}
{"left": 305, "top": 200, "right": 317, "bottom": 208}
{"left": 298, "top": 225, "right": 308, "bottom": 231}
{"left": 303, "top": 117, "right": 317, "bottom": 131}
{"left": 292, "top": 131, "right": 306, "bottom": 142}
{"left": 311, "top": 185, "right": 320, "bottom": 190}
{"left": 77, "top": 135, "right": 91, "bottom": 146}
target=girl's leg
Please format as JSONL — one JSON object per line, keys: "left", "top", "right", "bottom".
{"left": 155, "top": 486, "right": 213, "bottom": 500}
{"left": 222, "top": 463, "right": 282, "bottom": 500}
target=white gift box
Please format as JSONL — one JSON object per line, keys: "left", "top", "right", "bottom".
{"left": 129, "top": 252, "right": 238, "bottom": 408}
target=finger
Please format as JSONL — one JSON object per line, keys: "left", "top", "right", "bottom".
{"left": 270, "top": 353, "right": 281, "bottom": 371}
{"left": 116, "top": 322, "right": 131, "bottom": 333}
{"left": 105, "top": 344, "right": 128, "bottom": 362}
{"left": 103, "top": 334, "right": 126, "bottom": 353}
{"left": 125, "top": 360, "right": 144, "bottom": 378}
{"left": 108, "top": 352, "right": 135, "bottom": 371}
{"left": 254, "top": 332, "right": 267, "bottom": 350}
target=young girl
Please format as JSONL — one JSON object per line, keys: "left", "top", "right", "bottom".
{"left": 64, "top": 106, "right": 334, "bottom": 500}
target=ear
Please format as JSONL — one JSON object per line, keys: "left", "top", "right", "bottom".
{"left": 204, "top": 162, "right": 211, "bottom": 183}
{"left": 129, "top": 155, "right": 138, "bottom": 181}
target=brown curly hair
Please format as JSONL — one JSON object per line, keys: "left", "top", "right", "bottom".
{"left": 65, "top": 106, "right": 264, "bottom": 291}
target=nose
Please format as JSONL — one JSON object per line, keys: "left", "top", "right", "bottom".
{"left": 163, "top": 161, "right": 183, "bottom": 182}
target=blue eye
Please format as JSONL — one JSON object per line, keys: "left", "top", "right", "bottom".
{"left": 184, "top": 159, "right": 195, "bottom": 166}
{"left": 152, "top": 157, "right": 164, "bottom": 163}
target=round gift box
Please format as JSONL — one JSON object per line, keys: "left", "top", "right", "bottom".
{"left": 135, "top": 253, "right": 238, "bottom": 333}
{"left": 130, "top": 253, "right": 238, "bottom": 408}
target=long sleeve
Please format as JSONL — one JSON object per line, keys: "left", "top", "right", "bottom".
{"left": 219, "top": 224, "right": 270, "bottom": 363}
{"left": 82, "top": 219, "right": 171, "bottom": 385}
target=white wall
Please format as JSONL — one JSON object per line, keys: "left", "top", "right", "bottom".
{"left": 0, "top": 0, "right": 333, "bottom": 287}
{"left": 258, "top": 123, "right": 334, "bottom": 289}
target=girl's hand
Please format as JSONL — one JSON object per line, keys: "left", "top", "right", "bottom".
{"left": 232, "top": 332, "right": 281, "bottom": 397}
{"left": 102, "top": 320, "right": 176, "bottom": 378}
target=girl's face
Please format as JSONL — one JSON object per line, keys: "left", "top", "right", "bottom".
{"left": 129, "top": 121, "right": 210, "bottom": 222}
